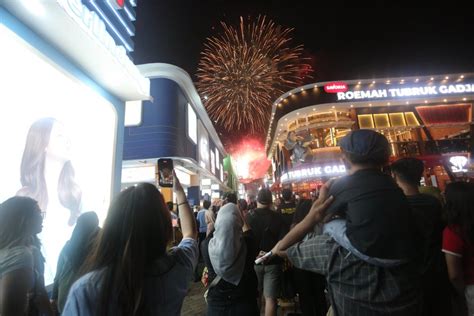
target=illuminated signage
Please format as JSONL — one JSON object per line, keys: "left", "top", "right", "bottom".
{"left": 449, "top": 156, "right": 468, "bottom": 172}
{"left": 187, "top": 103, "right": 197, "bottom": 144}
{"left": 1, "top": 26, "right": 116, "bottom": 285}
{"left": 280, "top": 164, "right": 346, "bottom": 183}
{"left": 198, "top": 121, "right": 210, "bottom": 170}
{"left": 107, "top": 0, "right": 125, "bottom": 9}
{"left": 210, "top": 150, "right": 216, "bottom": 174}
{"left": 324, "top": 82, "right": 348, "bottom": 93}
{"left": 57, "top": 0, "right": 145, "bottom": 86}
{"left": 336, "top": 83, "right": 474, "bottom": 101}
{"left": 215, "top": 148, "right": 220, "bottom": 170}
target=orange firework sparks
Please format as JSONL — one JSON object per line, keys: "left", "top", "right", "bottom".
{"left": 196, "top": 15, "right": 312, "bottom": 134}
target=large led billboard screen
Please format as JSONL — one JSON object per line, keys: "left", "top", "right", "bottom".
{"left": 0, "top": 25, "right": 117, "bottom": 285}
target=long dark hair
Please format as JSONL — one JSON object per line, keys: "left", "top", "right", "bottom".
{"left": 64, "top": 212, "right": 99, "bottom": 271}
{"left": 17, "top": 117, "right": 82, "bottom": 225}
{"left": 445, "top": 182, "right": 474, "bottom": 243}
{"left": 0, "top": 196, "right": 41, "bottom": 249}
{"left": 83, "top": 183, "right": 172, "bottom": 315}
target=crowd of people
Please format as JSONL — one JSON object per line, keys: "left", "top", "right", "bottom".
{"left": 1, "top": 130, "right": 474, "bottom": 316}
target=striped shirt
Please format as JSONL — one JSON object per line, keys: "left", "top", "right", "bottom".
{"left": 287, "top": 234, "right": 421, "bottom": 316}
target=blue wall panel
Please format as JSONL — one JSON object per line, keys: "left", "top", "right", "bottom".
{"left": 123, "top": 78, "right": 197, "bottom": 160}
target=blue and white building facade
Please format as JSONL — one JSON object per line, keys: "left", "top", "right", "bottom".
{"left": 122, "top": 64, "right": 229, "bottom": 206}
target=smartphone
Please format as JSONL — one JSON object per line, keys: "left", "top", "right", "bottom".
{"left": 157, "top": 158, "right": 174, "bottom": 187}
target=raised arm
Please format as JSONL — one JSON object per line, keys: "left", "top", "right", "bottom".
{"left": 271, "top": 180, "right": 334, "bottom": 257}
{"left": 174, "top": 170, "right": 197, "bottom": 240}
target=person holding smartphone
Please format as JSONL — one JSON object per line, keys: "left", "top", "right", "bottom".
{"left": 158, "top": 159, "right": 174, "bottom": 187}
{"left": 63, "top": 169, "right": 198, "bottom": 315}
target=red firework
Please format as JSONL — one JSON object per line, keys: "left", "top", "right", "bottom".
{"left": 229, "top": 138, "right": 271, "bottom": 183}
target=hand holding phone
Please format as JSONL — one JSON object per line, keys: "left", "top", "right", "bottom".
{"left": 158, "top": 158, "right": 174, "bottom": 187}
{"left": 255, "top": 251, "right": 272, "bottom": 265}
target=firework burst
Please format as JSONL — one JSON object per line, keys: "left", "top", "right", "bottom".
{"left": 196, "top": 15, "right": 312, "bottom": 134}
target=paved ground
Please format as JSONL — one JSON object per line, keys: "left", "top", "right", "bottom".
{"left": 180, "top": 281, "right": 302, "bottom": 316}
{"left": 180, "top": 262, "right": 302, "bottom": 315}
{"left": 181, "top": 281, "right": 207, "bottom": 316}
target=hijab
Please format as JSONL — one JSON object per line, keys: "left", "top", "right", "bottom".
{"left": 208, "top": 203, "right": 247, "bottom": 286}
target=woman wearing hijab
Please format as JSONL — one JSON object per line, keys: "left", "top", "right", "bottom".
{"left": 51, "top": 211, "right": 100, "bottom": 314}
{"left": 201, "top": 203, "right": 259, "bottom": 315}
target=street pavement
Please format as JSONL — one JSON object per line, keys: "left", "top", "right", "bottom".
{"left": 180, "top": 281, "right": 302, "bottom": 316}
{"left": 181, "top": 281, "right": 207, "bottom": 316}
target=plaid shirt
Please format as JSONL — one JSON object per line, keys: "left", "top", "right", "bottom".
{"left": 287, "top": 234, "right": 421, "bottom": 316}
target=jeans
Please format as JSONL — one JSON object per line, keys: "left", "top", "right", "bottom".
{"left": 206, "top": 297, "right": 259, "bottom": 316}
{"left": 466, "top": 284, "right": 474, "bottom": 316}
{"left": 323, "top": 219, "right": 406, "bottom": 267}
{"left": 293, "top": 268, "right": 327, "bottom": 316}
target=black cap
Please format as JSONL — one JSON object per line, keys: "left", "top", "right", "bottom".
{"left": 257, "top": 188, "right": 273, "bottom": 205}
{"left": 340, "top": 130, "right": 390, "bottom": 164}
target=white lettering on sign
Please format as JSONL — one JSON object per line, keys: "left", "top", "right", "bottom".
{"left": 336, "top": 84, "right": 474, "bottom": 101}
{"left": 449, "top": 156, "right": 468, "bottom": 173}
{"left": 58, "top": 0, "right": 148, "bottom": 90}
{"left": 280, "top": 164, "right": 346, "bottom": 183}
{"left": 324, "top": 82, "right": 348, "bottom": 93}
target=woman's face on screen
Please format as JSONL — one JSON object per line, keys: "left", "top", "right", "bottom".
{"left": 46, "top": 122, "right": 71, "bottom": 162}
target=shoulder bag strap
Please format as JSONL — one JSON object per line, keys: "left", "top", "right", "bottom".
{"left": 208, "top": 275, "right": 221, "bottom": 289}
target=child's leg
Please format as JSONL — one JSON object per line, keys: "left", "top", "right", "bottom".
{"left": 323, "top": 219, "right": 405, "bottom": 267}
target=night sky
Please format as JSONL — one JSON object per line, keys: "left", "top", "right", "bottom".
{"left": 132, "top": 2, "right": 474, "bottom": 145}
{"left": 134, "top": 3, "right": 474, "bottom": 81}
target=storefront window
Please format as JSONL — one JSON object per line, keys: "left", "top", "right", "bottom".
{"left": 374, "top": 114, "right": 390, "bottom": 128}
{"left": 404, "top": 112, "right": 420, "bottom": 126}
{"left": 389, "top": 113, "right": 407, "bottom": 127}
{"left": 358, "top": 114, "right": 375, "bottom": 128}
